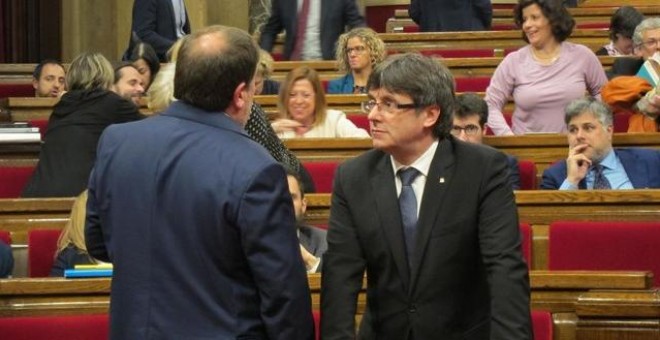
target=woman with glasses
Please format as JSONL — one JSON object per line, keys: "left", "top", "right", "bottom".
{"left": 485, "top": 0, "right": 607, "bottom": 135}
{"left": 273, "top": 67, "right": 369, "bottom": 138}
{"left": 327, "top": 28, "right": 386, "bottom": 94}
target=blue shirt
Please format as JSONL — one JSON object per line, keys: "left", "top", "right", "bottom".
{"left": 560, "top": 149, "right": 633, "bottom": 190}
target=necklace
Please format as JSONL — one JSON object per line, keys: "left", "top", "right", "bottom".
{"left": 531, "top": 46, "right": 561, "bottom": 65}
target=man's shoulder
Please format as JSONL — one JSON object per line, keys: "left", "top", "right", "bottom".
{"left": 616, "top": 147, "right": 660, "bottom": 159}
{"left": 300, "top": 225, "right": 327, "bottom": 238}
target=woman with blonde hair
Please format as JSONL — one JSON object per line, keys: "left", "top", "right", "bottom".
{"left": 273, "top": 66, "right": 369, "bottom": 138}
{"left": 50, "top": 191, "right": 99, "bottom": 276}
{"left": 22, "top": 52, "right": 143, "bottom": 197}
{"left": 328, "top": 27, "right": 386, "bottom": 94}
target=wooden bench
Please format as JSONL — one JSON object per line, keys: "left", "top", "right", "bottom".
{"left": 0, "top": 271, "right": 655, "bottom": 340}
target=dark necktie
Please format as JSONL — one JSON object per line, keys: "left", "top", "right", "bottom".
{"left": 291, "top": 0, "right": 310, "bottom": 60}
{"left": 398, "top": 167, "right": 420, "bottom": 270}
{"left": 592, "top": 164, "right": 611, "bottom": 189}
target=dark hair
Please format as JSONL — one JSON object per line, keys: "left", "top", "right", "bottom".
{"left": 33, "top": 59, "right": 65, "bottom": 80}
{"left": 128, "top": 42, "right": 160, "bottom": 83}
{"left": 514, "top": 0, "right": 575, "bottom": 43}
{"left": 113, "top": 62, "right": 138, "bottom": 85}
{"left": 174, "top": 25, "right": 259, "bottom": 112}
{"left": 368, "top": 53, "right": 455, "bottom": 138}
{"left": 453, "top": 93, "right": 488, "bottom": 128}
{"left": 285, "top": 166, "right": 305, "bottom": 199}
{"left": 609, "top": 6, "right": 644, "bottom": 41}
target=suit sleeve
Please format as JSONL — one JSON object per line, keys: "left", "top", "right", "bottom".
{"left": 238, "top": 163, "right": 314, "bottom": 340}
{"left": 507, "top": 156, "right": 521, "bottom": 190}
{"left": 409, "top": 0, "right": 420, "bottom": 25}
{"left": 132, "top": 0, "right": 176, "bottom": 59}
{"left": 85, "top": 131, "right": 111, "bottom": 263}
{"left": 540, "top": 167, "right": 561, "bottom": 190}
{"left": 321, "top": 164, "right": 367, "bottom": 339}
{"left": 478, "top": 152, "right": 532, "bottom": 339}
{"left": 342, "top": 0, "right": 366, "bottom": 29}
{"left": 0, "top": 241, "right": 13, "bottom": 278}
{"left": 259, "top": 0, "right": 284, "bottom": 53}
{"left": 474, "top": 0, "right": 493, "bottom": 29}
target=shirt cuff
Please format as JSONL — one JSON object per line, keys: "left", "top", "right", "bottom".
{"left": 559, "top": 179, "right": 578, "bottom": 190}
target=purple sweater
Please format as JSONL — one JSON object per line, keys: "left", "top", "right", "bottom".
{"left": 485, "top": 42, "right": 607, "bottom": 135}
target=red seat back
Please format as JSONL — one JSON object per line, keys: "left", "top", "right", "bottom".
{"left": 28, "top": 229, "right": 62, "bottom": 277}
{"left": 402, "top": 25, "right": 419, "bottom": 33}
{"left": 28, "top": 119, "right": 49, "bottom": 140}
{"left": 0, "top": 230, "right": 11, "bottom": 245}
{"left": 0, "top": 166, "right": 36, "bottom": 198}
{"left": 0, "top": 83, "right": 34, "bottom": 98}
{"left": 313, "top": 310, "right": 321, "bottom": 340}
{"left": 419, "top": 49, "right": 494, "bottom": 58}
{"left": 519, "top": 223, "right": 532, "bottom": 269}
{"left": 549, "top": 221, "right": 660, "bottom": 286}
{"left": 532, "top": 310, "right": 553, "bottom": 340}
{"left": 455, "top": 77, "right": 491, "bottom": 92}
{"left": 303, "top": 161, "right": 340, "bottom": 193}
{"left": 347, "top": 114, "right": 370, "bottom": 134}
{"left": 518, "top": 160, "right": 537, "bottom": 190}
{"left": 0, "top": 314, "right": 109, "bottom": 340}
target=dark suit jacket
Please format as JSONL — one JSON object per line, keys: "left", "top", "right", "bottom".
{"left": 49, "top": 245, "right": 95, "bottom": 277}
{"left": 125, "top": 0, "right": 190, "bottom": 61}
{"left": 507, "top": 155, "right": 521, "bottom": 190}
{"left": 21, "top": 89, "right": 142, "bottom": 198}
{"left": 0, "top": 241, "right": 13, "bottom": 278}
{"left": 299, "top": 224, "right": 328, "bottom": 273}
{"left": 321, "top": 137, "right": 532, "bottom": 340}
{"left": 259, "top": 0, "right": 365, "bottom": 60}
{"left": 85, "top": 101, "right": 313, "bottom": 340}
{"left": 540, "top": 148, "right": 660, "bottom": 189}
{"left": 409, "top": 0, "right": 492, "bottom": 32}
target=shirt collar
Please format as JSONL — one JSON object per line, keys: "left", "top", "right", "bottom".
{"left": 595, "top": 149, "right": 616, "bottom": 170}
{"left": 390, "top": 140, "right": 439, "bottom": 178}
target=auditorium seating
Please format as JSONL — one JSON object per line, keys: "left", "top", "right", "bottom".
{"left": 303, "top": 161, "right": 341, "bottom": 193}
{"left": 518, "top": 160, "right": 537, "bottom": 190}
{"left": 28, "top": 119, "right": 48, "bottom": 139}
{"left": 0, "top": 166, "right": 35, "bottom": 198}
{"left": 548, "top": 221, "right": 660, "bottom": 286}
{"left": 531, "top": 310, "right": 553, "bottom": 340}
{"left": 347, "top": 114, "right": 370, "bottom": 134}
{"left": 519, "top": 223, "right": 532, "bottom": 268}
{"left": 0, "top": 83, "right": 33, "bottom": 98}
{"left": 0, "top": 314, "right": 109, "bottom": 340}
{"left": 0, "top": 229, "right": 10, "bottom": 245}
{"left": 27, "top": 229, "right": 61, "bottom": 277}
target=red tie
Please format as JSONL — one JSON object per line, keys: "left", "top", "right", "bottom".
{"left": 291, "top": 0, "right": 310, "bottom": 60}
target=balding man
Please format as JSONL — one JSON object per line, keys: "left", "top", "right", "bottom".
{"left": 86, "top": 25, "right": 314, "bottom": 340}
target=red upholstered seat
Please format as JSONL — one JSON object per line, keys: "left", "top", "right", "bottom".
{"left": 0, "top": 230, "right": 11, "bottom": 245}
{"left": 0, "top": 83, "right": 34, "bottom": 98}
{"left": 313, "top": 310, "right": 321, "bottom": 340}
{"left": 519, "top": 223, "right": 532, "bottom": 268}
{"left": 28, "top": 229, "right": 62, "bottom": 277}
{"left": 549, "top": 221, "right": 660, "bottom": 286}
{"left": 518, "top": 160, "right": 537, "bottom": 190}
{"left": 28, "top": 119, "right": 49, "bottom": 140}
{"left": 492, "top": 23, "right": 517, "bottom": 30}
{"left": 347, "top": 114, "right": 370, "bottom": 134}
{"left": 303, "top": 161, "right": 341, "bottom": 193}
{"left": 532, "top": 310, "right": 553, "bottom": 340}
{"left": 455, "top": 77, "right": 491, "bottom": 92}
{"left": 402, "top": 25, "right": 419, "bottom": 33}
{"left": 418, "top": 49, "right": 494, "bottom": 58}
{"left": 0, "top": 314, "right": 109, "bottom": 340}
{"left": 577, "top": 22, "right": 609, "bottom": 29}
{"left": 0, "top": 166, "right": 35, "bottom": 198}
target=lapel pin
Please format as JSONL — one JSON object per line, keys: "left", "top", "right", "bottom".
{"left": 439, "top": 177, "right": 445, "bottom": 183}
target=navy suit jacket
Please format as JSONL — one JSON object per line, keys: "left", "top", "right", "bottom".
{"left": 541, "top": 148, "right": 660, "bottom": 189}
{"left": 322, "top": 137, "right": 531, "bottom": 339}
{"left": 86, "top": 101, "right": 313, "bottom": 339}
{"left": 259, "top": 0, "right": 365, "bottom": 60}
{"left": 125, "top": 0, "right": 190, "bottom": 61}
{"left": 409, "top": 0, "right": 492, "bottom": 32}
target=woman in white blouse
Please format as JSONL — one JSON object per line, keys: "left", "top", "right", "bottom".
{"left": 272, "top": 67, "right": 369, "bottom": 139}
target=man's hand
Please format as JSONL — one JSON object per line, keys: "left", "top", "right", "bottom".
{"left": 566, "top": 144, "right": 591, "bottom": 186}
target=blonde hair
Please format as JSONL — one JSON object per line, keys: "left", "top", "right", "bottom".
{"left": 56, "top": 190, "right": 89, "bottom": 255}
{"left": 257, "top": 49, "right": 275, "bottom": 78}
{"left": 278, "top": 67, "right": 327, "bottom": 128}
{"left": 147, "top": 63, "right": 176, "bottom": 113}
{"left": 167, "top": 37, "right": 187, "bottom": 63}
{"left": 335, "top": 27, "right": 386, "bottom": 73}
{"left": 65, "top": 52, "right": 114, "bottom": 91}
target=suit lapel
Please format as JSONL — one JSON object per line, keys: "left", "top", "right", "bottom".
{"left": 409, "top": 138, "right": 455, "bottom": 292}
{"left": 370, "top": 155, "right": 410, "bottom": 290}
{"left": 617, "top": 150, "right": 646, "bottom": 188}
{"left": 298, "top": 227, "right": 315, "bottom": 254}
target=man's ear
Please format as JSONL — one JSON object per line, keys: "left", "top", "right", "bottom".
{"left": 32, "top": 79, "right": 39, "bottom": 91}
{"left": 301, "top": 196, "right": 307, "bottom": 215}
{"left": 422, "top": 105, "right": 441, "bottom": 128}
{"left": 232, "top": 82, "right": 249, "bottom": 111}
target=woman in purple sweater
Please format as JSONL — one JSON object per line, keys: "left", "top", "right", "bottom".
{"left": 485, "top": 0, "right": 607, "bottom": 135}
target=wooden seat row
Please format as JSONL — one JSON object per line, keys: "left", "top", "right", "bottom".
{"left": 0, "top": 272, "right": 657, "bottom": 340}
{"left": 386, "top": 6, "right": 660, "bottom": 33}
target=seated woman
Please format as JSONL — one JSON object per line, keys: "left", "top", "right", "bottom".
{"left": 256, "top": 49, "right": 281, "bottom": 95}
{"left": 327, "top": 27, "right": 386, "bottom": 94}
{"left": 485, "top": 0, "right": 608, "bottom": 135}
{"left": 50, "top": 191, "right": 100, "bottom": 276}
{"left": 127, "top": 41, "right": 160, "bottom": 90}
{"left": 273, "top": 67, "right": 369, "bottom": 138}
{"left": 596, "top": 6, "right": 644, "bottom": 57}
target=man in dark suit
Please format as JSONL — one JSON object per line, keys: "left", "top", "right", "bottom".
{"left": 541, "top": 98, "right": 660, "bottom": 190}
{"left": 409, "top": 0, "right": 492, "bottom": 32}
{"left": 259, "top": 0, "right": 365, "bottom": 60}
{"left": 124, "top": 0, "right": 190, "bottom": 61}
{"left": 450, "top": 93, "right": 521, "bottom": 190}
{"left": 86, "top": 26, "right": 314, "bottom": 340}
{"left": 321, "top": 53, "right": 532, "bottom": 339}
{"left": 0, "top": 241, "right": 13, "bottom": 278}
{"left": 286, "top": 168, "right": 327, "bottom": 273}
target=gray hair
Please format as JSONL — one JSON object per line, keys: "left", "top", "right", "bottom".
{"left": 632, "top": 17, "right": 660, "bottom": 47}
{"left": 368, "top": 53, "right": 455, "bottom": 137}
{"left": 564, "top": 97, "right": 613, "bottom": 127}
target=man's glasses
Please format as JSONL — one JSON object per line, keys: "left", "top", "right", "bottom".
{"left": 346, "top": 46, "right": 367, "bottom": 55}
{"left": 361, "top": 99, "right": 417, "bottom": 114}
{"left": 639, "top": 39, "right": 660, "bottom": 49}
{"left": 450, "top": 124, "right": 481, "bottom": 136}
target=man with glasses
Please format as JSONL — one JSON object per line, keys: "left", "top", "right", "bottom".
{"left": 450, "top": 93, "right": 521, "bottom": 190}
{"left": 322, "top": 53, "right": 532, "bottom": 339}
{"left": 633, "top": 18, "right": 660, "bottom": 121}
